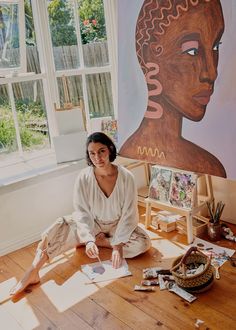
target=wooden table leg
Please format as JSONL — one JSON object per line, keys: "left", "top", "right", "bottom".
{"left": 186, "top": 213, "right": 193, "bottom": 244}
{"left": 145, "top": 201, "right": 152, "bottom": 229}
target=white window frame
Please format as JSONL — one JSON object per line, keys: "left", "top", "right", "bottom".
{"left": 31, "top": 0, "right": 117, "bottom": 135}
{"left": 0, "top": 0, "right": 27, "bottom": 75}
{"left": 0, "top": 0, "right": 117, "bottom": 171}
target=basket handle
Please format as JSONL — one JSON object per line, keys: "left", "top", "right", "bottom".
{"left": 181, "top": 246, "right": 198, "bottom": 265}
{"left": 171, "top": 246, "right": 209, "bottom": 273}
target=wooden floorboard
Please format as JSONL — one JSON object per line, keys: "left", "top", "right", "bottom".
{"left": 0, "top": 211, "right": 236, "bottom": 330}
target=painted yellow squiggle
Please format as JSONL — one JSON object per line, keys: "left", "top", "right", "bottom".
{"left": 137, "top": 146, "right": 166, "bottom": 159}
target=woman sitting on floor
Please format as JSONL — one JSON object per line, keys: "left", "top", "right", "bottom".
{"left": 10, "top": 132, "right": 151, "bottom": 295}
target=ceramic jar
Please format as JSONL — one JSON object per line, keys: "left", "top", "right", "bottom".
{"left": 207, "top": 222, "right": 222, "bottom": 241}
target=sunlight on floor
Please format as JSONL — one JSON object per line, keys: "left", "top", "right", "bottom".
{"left": 0, "top": 232, "right": 190, "bottom": 324}
{"left": 38, "top": 252, "right": 73, "bottom": 277}
{"left": 139, "top": 222, "right": 189, "bottom": 261}
{"left": 151, "top": 239, "right": 185, "bottom": 259}
{"left": 0, "top": 278, "right": 40, "bottom": 329}
{"left": 172, "top": 240, "right": 189, "bottom": 250}
{"left": 0, "top": 277, "right": 17, "bottom": 303}
{"left": 35, "top": 249, "right": 122, "bottom": 313}
{"left": 139, "top": 223, "right": 163, "bottom": 239}
{"left": 40, "top": 271, "right": 99, "bottom": 313}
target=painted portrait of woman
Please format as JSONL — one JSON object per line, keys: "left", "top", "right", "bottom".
{"left": 119, "top": 0, "right": 227, "bottom": 178}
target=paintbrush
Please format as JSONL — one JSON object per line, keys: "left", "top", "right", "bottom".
{"left": 97, "top": 255, "right": 105, "bottom": 271}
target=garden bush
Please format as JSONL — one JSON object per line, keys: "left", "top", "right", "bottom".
{"left": 0, "top": 102, "right": 47, "bottom": 152}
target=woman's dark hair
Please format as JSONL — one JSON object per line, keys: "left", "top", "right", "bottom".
{"left": 86, "top": 132, "right": 117, "bottom": 166}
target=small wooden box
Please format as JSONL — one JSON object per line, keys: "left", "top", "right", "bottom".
{"left": 176, "top": 215, "right": 208, "bottom": 237}
{"left": 157, "top": 219, "right": 176, "bottom": 232}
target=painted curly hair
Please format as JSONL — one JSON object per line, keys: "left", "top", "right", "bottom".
{"left": 135, "top": 0, "right": 212, "bottom": 118}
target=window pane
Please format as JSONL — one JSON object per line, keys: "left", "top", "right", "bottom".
{"left": 47, "top": 0, "right": 80, "bottom": 70}
{"left": 86, "top": 72, "right": 114, "bottom": 118}
{"left": 57, "top": 75, "right": 83, "bottom": 107}
{"left": 79, "top": 0, "right": 109, "bottom": 67}
{"left": 12, "top": 80, "right": 50, "bottom": 154}
{"left": 0, "top": 3, "right": 20, "bottom": 70}
{"left": 25, "top": 0, "right": 41, "bottom": 73}
{"left": 82, "top": 41, "right": 109, "bottom": 67}
{"left": 0, "top": 87, "right": 18, "bottom": 157}
{"left": 26, "top": 45, "right": 41, "bottom": 73}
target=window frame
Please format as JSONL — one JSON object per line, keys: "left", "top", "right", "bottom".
{"left": 0, "top": 0, "right": 117, "bottom": 169}
{"left": 0, "top": 0, "right": 27, "bottom": 75}
{"left": 32, "top": 0, "right": 117, "bottom": 134}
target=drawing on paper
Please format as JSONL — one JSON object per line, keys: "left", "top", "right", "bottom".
{"left": 81, "top": 259, "right": 131, "bottom": 283}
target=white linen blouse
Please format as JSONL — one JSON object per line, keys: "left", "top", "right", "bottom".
{"left": 72, "top": 165, "right": 139, "bottom": 246}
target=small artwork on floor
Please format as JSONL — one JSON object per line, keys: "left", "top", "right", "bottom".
{"left": 81, "top": 259, "right": 131, "bottom": 283}
{"left": 190, "top": 237, "right": 235, "bottom": 266}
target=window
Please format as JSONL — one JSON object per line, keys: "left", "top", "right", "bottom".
{"left": 0, "top": 0, "right": 116, "bottom": 170}
{"left": 0, "top": 0, "right": 26, "bottom": 74}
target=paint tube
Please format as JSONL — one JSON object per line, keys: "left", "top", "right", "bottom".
{"left": 143, "top": 267, "right": 171, "bottom": 279}
{"left": 162, "top": 275, "right": 175, "bottom": 281}
{"left": 167, "top": 282, "right": 197, "bottom": 303}
{"left": 141, "top": 279, "right": 159, "bottom": 286}
{"left": 158, "top": 275, "right": 167, "bottom": 290}
{"left": 134, "top": 285, "right": 155, "bottom": 292}
{"left": 158, "top": 275, "right": 175, "bottom": 290}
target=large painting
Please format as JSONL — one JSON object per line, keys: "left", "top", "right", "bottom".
{"left": 118, "top": 0, "right": 236, "bottom": 179}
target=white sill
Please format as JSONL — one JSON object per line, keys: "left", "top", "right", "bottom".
{"left": 0, "top": 149, "right": 140, "bottom": 189}
{"left": 0, "top": 149, "right": 86, "bottom": 187}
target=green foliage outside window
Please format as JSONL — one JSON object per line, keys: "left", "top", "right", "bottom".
{"left": 24, "top": 0, "right": 35, "bottom": 45}
{"left": 0, "top": 99, "right": 47, "bottom": 152}
{"left": 79, "top": 0, "right": 106, "bottom": 44}
{"left": 47, "top": 0, "right": 106, "bottom": 46}
{"left": 47, "top": 0, "right": 77, "bottom": 47}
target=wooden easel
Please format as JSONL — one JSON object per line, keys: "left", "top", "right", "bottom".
{"left": 144, "top": 173, "right": 213, "bottom": 244}
{"left": 54, "top": 75, "right": 87, "bottom": 131}
{"left": 124, "top": 160, "right": 150, "bottom": 207}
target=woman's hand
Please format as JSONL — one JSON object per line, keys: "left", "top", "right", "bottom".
{"left": 112, "top": 245, "right": 123, "bottom": 269}
{"left": 86, "top": 241, "right": 99, "bottom": 258}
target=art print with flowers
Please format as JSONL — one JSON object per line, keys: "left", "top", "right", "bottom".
{"left": 101, "top": 119, "right": 118, "bottom": 143}
{"left": 149, "top": 166, "right": 172, "bottom": 203}
{"left": 169, "top": 172, "right": 197, "bottom": 209}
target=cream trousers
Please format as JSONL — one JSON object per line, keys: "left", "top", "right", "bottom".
{"left": 39, "top": 216, "right": 151, "bottom": 261}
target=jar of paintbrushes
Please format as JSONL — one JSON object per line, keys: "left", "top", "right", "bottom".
{"left": 207, "top": 200, "right": 225, "bottom": 241}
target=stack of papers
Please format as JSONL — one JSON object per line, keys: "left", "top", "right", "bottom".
{"left": 156, "top": 211, "right": 183, "bottom": 223}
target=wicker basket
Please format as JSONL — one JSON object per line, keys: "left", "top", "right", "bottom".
{"left": 171, "top": 247, "right": 214, "bottom": 293}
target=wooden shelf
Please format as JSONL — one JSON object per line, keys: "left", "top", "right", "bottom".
{"left": 144, "top": 174, "right": 213, "bottom": 244}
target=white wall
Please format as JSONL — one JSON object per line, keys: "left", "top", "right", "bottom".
{"left": 0, "top": 157, "right": 147, "bottom": 257}
{"left": 1, "top": 157, "right": 234, "bottom": 257}
{"left": 0, "top": 161, "right": 86, "bottom": 256}
{"left": 212, "top": 176, "right": 236, "bottom": 224}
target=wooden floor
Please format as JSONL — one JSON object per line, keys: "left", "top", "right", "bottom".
{"left": 0, "top": 210, "right": 236, "bottom": 330}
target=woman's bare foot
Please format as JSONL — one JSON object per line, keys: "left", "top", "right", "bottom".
{"left": 95, "top": 232, "right": 111, "bottom": 248}
{"left": 10, "top": 267, "right": 40, "bottom": 296}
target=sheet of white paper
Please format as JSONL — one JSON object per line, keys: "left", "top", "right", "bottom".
{"left": 189, "top": 237, "right": 235, "bottom": 266}
{"left": 81, "top": 259, "right": 132, "bottom": 283}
